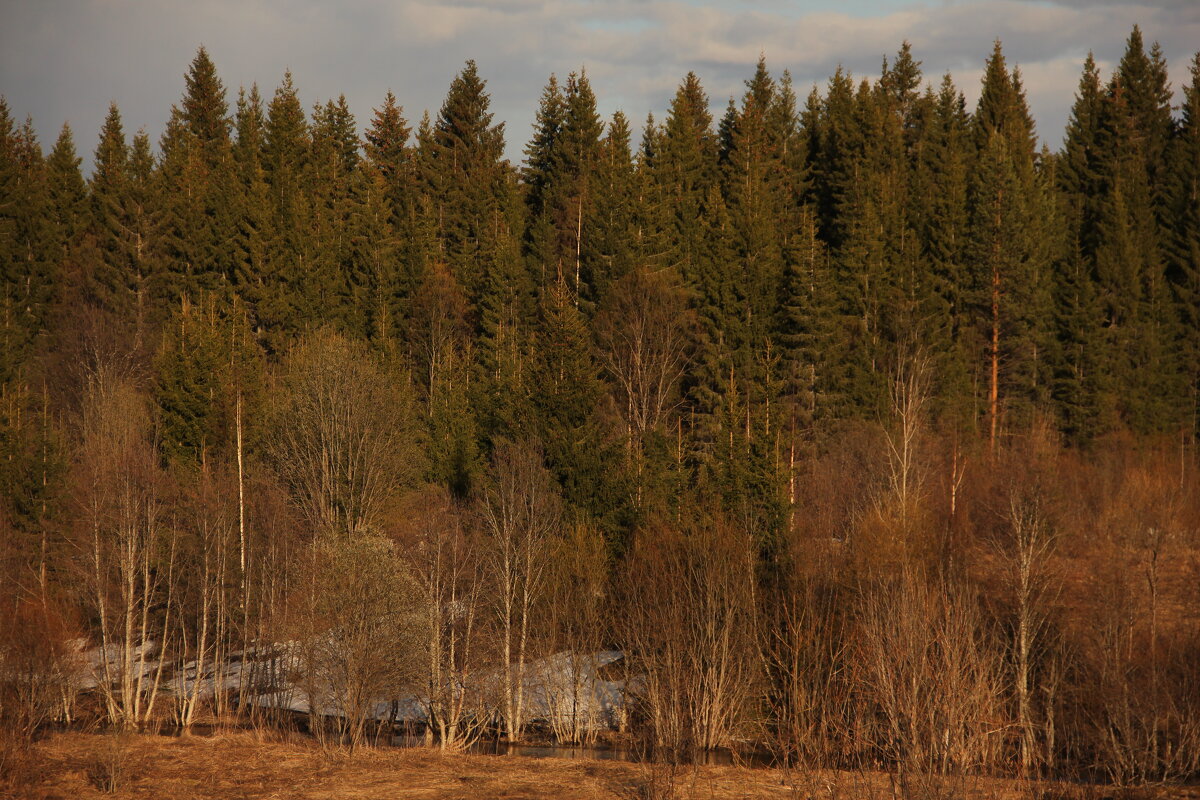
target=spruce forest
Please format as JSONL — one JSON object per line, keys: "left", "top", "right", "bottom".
{"left": 3, "top": 24, "right": 1200, "bottom": 797}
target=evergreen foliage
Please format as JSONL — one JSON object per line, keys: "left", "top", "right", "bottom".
{"left": 1, "top": 32, "right": 1199, "bottom": 582}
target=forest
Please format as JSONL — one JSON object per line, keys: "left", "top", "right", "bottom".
{"left": 2, "top": 23, "right": 1200, "bottom": 797}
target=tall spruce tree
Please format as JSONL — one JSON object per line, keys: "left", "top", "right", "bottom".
{"left": 418, "top": 60, "right": 514, "bottom": 310}
{"left": 231, "top": 85, "right": 274, "bottom": 311}
{"left": 46, "top": 124, "right": 87, "bottom": 251}
{"left": 1053, "top": 54, "right": 1113, "bottom": 440}
{"left": 155, "top": 47, "right": 238, "bottom": 316}
{"left": 364, "top": 90, "right": 420, "bottom": 326}
{"left": 1165, "top": 53, "right": 1200, "bottom": 437}
{"left": 587, "top": 111, "right": 638, "bottom": 304}
{"left": 259, "top": 71, "right": 310, "bottom": 347}
{"left": 1092, "top": 27, "right": 1183, "bottom": 433}
{"left": 968, "top": 41, "right": 1053, "bottom": 449}
{"left": 912, "top": 75, "right": 975, "bottom": 426}
{"left": 0, "top": 114, "right": 56, "bottom": 384}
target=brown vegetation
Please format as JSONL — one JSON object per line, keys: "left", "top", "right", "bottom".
{"left": 21, "top": 730, "right": 1194, "bottom": 800}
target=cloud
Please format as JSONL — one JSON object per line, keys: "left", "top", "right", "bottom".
{"left": 1, "top": 0, "right": 1197, "bottom": 169}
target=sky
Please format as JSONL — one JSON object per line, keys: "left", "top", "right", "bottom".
{"left": 2, "top": 0, "right": 1199, "bottom": 171}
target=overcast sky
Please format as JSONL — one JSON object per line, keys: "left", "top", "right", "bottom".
{"left": 2, "top": 0, "right": 1198, "bottom": 171}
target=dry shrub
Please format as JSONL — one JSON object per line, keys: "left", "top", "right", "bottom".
{"left": 85, "top": 730, "right": 142, "bottom": 794}
{"left": 291, "top": 534, "right": 423, "bottom": 754}
{"left": 620, "top": 513, "right": 760, "bottom": 761}
{"left": 762, "top": 566, "right": 855, "bottom": 770}
{"left": 397, "top": 486, "right": 494, "bottom": 752}
{"left": 0, "top": 589, "right": 85, "bottom": 798}
{"left": 856, "top": 569, "right": 1006, "bottom": 798}
{"left": 0, "top": 731, "right": 49, "bottom": 798}
{"left": 0, "top": 595, "right": 83, "bottom": 740}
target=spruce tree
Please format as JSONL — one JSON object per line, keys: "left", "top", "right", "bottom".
{"left": 0, "top": 115, "right": 56, "bottom": 383}
{"left": 652, "top": 72, "right": 717, "bottom": 286}
{"left": 530, "top": 274, "right": 631, "bottom": 538}
{"left": 155, "top": 47, "right": 238, "bottom": 312}
{"left": 46, "top": 124, "right": 88, "bottom": 250}
{"left": 557, "top": 71, "right": 604, "bottom": 308}
{"left": 364, "top": 90, "right": 421, "bottom": 320}
{"left": 258, "top": 71, "right": 310, "bottom": 347}
{"left": 912, "top": 75, "right": 975, "bottom": 426}
{"left": 305, "top": 96, "right": 362, "bottom": 335}
{"left": 779, "top": 205, "right": 835, "bottom": 433}
{"left": 967, "top": 42, "right": 1053, "bottom": 449}
{"left": 364, "top": 89, "right": 416, "bottom": 246}
{"left": 231, "top": 85, "right": 274, "bottom": 310}
{"left": 1165, "top": 53, "right": 1200, "bottom": 436}
{"left": 1092, "top": 28, "right": 1183, "bottom": 433}
{"left": 90, "top": 104, "right": 140, "bottom": 325}
{"left": 1053, "top": 54, "right": 1113, "bottom": 440}
{"left": 587, "top": 111, "right": 637, "bottom": 304}
{"left": 154, "top": 292, "right": 264, "bottom": 468}
{"left": 419, "top": 60, "right": 513, "bottom": 309}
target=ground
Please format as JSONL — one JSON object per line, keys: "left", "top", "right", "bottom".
{"left": 9, "top": 731, "right": 1199, "bottom": 800}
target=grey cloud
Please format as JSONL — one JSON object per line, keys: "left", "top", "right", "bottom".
{"left": 1012, "top": 0, "right": 1198, "bottom": 9}
{"left": 1, "top": 0, "right": 1197, "bottom": 171}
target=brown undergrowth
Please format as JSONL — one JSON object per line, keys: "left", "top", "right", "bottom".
{"left": 15, "top": 731, "right": 1199, "bottom": 800}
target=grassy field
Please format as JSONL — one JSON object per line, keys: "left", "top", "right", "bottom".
{"left": 8, "top": 731, "right": 1198, "bottom": 800}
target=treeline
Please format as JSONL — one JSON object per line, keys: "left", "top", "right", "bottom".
{"left": 1, "top": 26, "right": 1199, "bottom": 793}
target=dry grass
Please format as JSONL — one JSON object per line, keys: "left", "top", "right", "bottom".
{"left": 11, "top": 731, "right": 1199, "bottom": 800}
